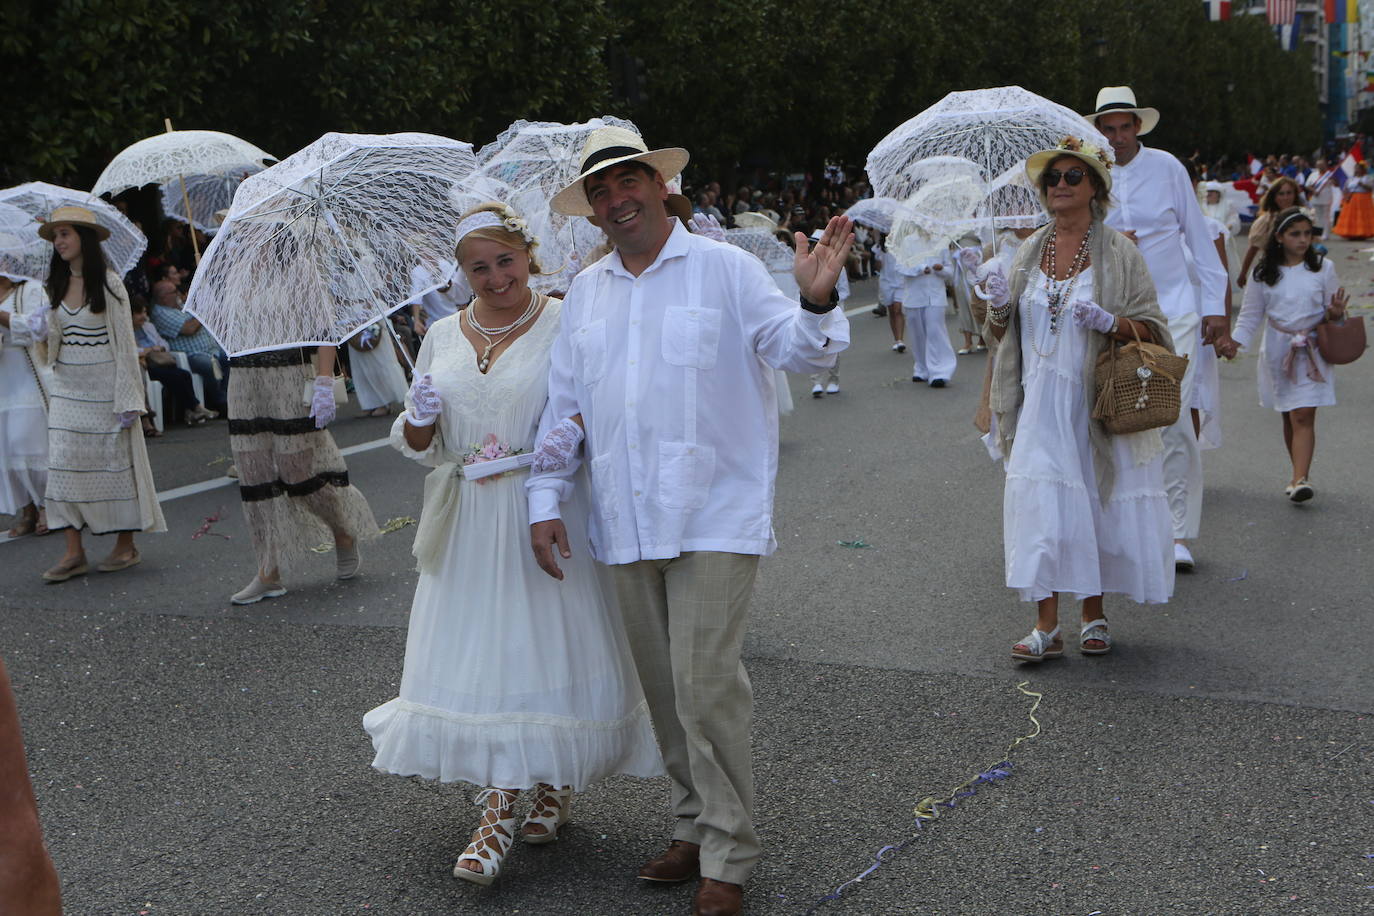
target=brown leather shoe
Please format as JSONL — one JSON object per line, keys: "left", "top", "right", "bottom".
{"left": 637, "top": 839, "right": 700, "bottom": 883}
{"left": 692, "top": 878, "right": 743, "bottom": 916}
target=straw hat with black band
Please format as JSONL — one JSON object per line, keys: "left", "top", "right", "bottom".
{"left": 1083, "top": 86, "right": 1159, "bottom": 136}
{"left": 38, "top": 205, "right": 111, "bottom": 242}
{"left": 551, "top": 126, "right": 689, "bottom": 217}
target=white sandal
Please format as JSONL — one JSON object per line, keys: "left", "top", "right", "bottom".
{"left": 1080, "top": 618, "right": 1113, "bottom": 655}
{"left": 521, "top": 784, "right": 573, "bottom": 845}
{"left": 454, "top": 788, "right": 519, "bottom": 885}
{"left": 1011, "top": 625, "right": 1063, "bottom": 662}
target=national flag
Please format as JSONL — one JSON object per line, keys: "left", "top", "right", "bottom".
{"left": 1205, "top": 0, "right": 1231, "bottom": 20}
{"left": 1278, "top": 13, "right": 1304, "bottom": 50}
{"left": 1267, "top": 0, "right": 1295, "bottom": 25}
{"left": 1314, "top": 144, "right": 1364, "bottom": 193}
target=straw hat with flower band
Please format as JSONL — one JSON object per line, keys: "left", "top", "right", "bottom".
{"left": 37, "top": 205, "right": 111, "bottom": 242}
{"left": 551, "top": 126, "right": 689, "bottom": 217}
{"left": 1025, "top": 137, "right": 1114, "bottom": 193}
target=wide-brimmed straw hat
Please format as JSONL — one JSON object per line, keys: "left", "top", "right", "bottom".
{"left": 551, "top": 126, "right": 689, "bottom": 217}
{"left": 37, "top": 205, "right": 110, "bottom": 242}
{"left": 1084, "top": 86, "right": 1159, "bottom": 136}
{"left": 1025, "top": 138, "right": 1114, "bottom": 193}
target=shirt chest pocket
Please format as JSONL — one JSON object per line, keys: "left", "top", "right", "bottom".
{"left": 572, "top": 319, "right": 607, "bottom": 385}
{"left": 661, "top": 306, "right": 722, "bottom": 370}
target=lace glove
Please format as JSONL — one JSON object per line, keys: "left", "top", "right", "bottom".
{"left": 25, "top": 307, "right": 49, "bottom": 340}
{"left": 405, "top": 373, "right": 442, "bottom": 427}
{"left": 531, "top": 417, "right": 585, "bottom": 473}
{"left": 1072, "top": 300, "right": 1116, "bottom": 334}
{"left": 309, "top": 376, "right": 337, "bottom": 429}
{"left": 688, "top": 213, "right": 726, "bottom": 242}
{"left": 977, "top": 266, "right": 1010, "bottom": 307}
{"left": 956, "top": 247, "right": 983, "bottom": 272}
{"left": 118, "top": 410, "right": 139, "bottom": 429}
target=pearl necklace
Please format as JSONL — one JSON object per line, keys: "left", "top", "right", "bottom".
{"left": 1028, "top": 225, "right": 1092, "bottom": 360}
{"left": 465, "top": 290, "right": 539, "bottom": 372}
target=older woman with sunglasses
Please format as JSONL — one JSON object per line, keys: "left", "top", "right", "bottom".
{"left": 981, "top": 138, "right": 1176, "bottom": 662}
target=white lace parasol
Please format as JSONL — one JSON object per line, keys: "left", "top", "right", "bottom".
{"left": 0, "top": 182, "right": 147, "bottom": 278}
{"left": 185, "top": 132, "right": 480, "bottom": 355}
{"left": 866, "top": 85, "right": 1108, "bottom": 242}
{"left": 160, "top": 167, "right": 265, "bottom": 235}
{"left": 844, "top": 197, "right": 900, "bottom": 234}
{"left": 0, "top": 203, "right": 51, "bottom": 282}
{"left": 723, "top": 228, "right": 794, "bottom": 272}
{"left": 473, "top": 117, "right": 641, "bottom": 292}
{"left": 92, "top": 130, "right": 276, "bottom": 197}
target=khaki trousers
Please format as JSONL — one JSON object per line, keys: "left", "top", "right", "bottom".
{"left": 611, "top": 551, "right": 760, "bottom": 885}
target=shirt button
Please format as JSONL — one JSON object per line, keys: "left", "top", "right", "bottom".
{"left": 633, "top": 490, "right": 642, "bottom": 497}
{"left": 629, "top": 442, "right": 637, "bottom": 449}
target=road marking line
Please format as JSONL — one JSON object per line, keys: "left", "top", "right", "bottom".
{"left": 153, "top": 435, "right": 394, "bottom": 503}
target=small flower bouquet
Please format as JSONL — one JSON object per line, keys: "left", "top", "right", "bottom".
{"left": 461, "top": 433, "right": 529, "bottom": 483}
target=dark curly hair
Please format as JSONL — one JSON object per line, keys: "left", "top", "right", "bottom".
{"left": 1253, "top": 207, "right": 1321, "bottom": 287}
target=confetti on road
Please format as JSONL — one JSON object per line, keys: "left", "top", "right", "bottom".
{"left": 191, "top": 508, "right": 230, "bottom": 540}
{"left": 837, "top": 538, "right": 871, "bottom": 549}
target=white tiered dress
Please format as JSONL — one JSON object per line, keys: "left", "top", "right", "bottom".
{"left": 1002, "top": 268, "right": 1174, "bottom": 604}
{"left": 364, "top": 299, "right": 662, "bottom": 790}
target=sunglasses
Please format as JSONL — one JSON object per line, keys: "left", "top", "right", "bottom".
{"left": 1043, "top": 168, "right": 1087, "bottom": 187}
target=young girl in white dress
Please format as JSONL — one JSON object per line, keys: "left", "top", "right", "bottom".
{"left": 363, "top": 203, "right": 660, "bottom": 885}
{"left": 1228, "top": 207, "right": 1347, "bottom": 503}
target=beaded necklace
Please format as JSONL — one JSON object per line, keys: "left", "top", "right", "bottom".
{"left": 1027, "top": 225, "right": 1092, "bottom": 360}
{"left": 464, "top": 289, "right": 540, "bottom": 372}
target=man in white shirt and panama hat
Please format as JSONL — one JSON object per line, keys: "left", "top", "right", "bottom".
{"left": 1087, "top": 86, "right": 1232, "bottom": 573}
{"left": 527, "top": 124, "right": 853, "bottom": 916}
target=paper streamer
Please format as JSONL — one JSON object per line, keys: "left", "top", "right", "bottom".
{"left": 803, "top": 681, "right": 1043, "bottom": 913}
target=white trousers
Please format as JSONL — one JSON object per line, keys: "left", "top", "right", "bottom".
{"left": 907, "top": 306, "right": 957, "bottom": 382}
{"left": 1161, "top": 311, "right": 1203, "bottom": 540}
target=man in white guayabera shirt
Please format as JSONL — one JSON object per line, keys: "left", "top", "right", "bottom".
{"left": 526, "top": 125, "right": 852, "bottom": 916}
{"left": 1088, "top": 86, "right": 1233, "bottom": 573}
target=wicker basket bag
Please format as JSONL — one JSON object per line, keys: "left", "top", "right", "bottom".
{"left": 1091, "top": 323, "right": 1189, "bottom": 435}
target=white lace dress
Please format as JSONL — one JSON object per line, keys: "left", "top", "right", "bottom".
{"left": 0, "top": 282, "right": 49, "bottom": 514}
{"left": 1002, "top": 268, "right": 1174, "bottom": 604}
{"left": 364, "top": 299, "right": 662, "bottom": 789}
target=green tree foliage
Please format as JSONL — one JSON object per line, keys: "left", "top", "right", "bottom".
{"left": 0, "top": 0, "right": 1322, "bottom": 190}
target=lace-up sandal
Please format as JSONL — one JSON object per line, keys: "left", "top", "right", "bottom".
{"left": 1080, "top": 618, "right": 1112, "bottom": 656}
{"left": 454, "top": 788, "right": 519, "bottom": 886}
{"left": 520, "top": 784, "right": 572, "bottom": 845}
{"left": 1011, "top": 626, "right": 1063, "bottom": 663}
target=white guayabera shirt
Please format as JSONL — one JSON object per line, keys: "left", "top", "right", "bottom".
{"left": 527, "top": 219, "right": 849, "bottom": 565}
{"left": 1106, "top": 144, "right": 1228, "bottom": 322}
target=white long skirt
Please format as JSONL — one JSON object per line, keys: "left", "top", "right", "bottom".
{"left": 1003, "top": 273, "right": 1174, "bottom": 604}
{"left": 349, "top": 340, "right": 408, "bottom": 411}
{"left": 364, "top": 473, "right": 662, "bottom": 790}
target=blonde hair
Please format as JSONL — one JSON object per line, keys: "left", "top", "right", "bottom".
{"left": 455, "top": 202, "right": 544, "bottom": 274}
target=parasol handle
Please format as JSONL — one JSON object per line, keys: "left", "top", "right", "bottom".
{"left": 380, "top": 307, "right": 417, "bottom": 372}
{"left": 165, "top": 118, "right": 201, "bottom": 266}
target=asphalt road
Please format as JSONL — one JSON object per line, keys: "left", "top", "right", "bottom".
{"left": 2, "top": 237, "right": 1372, "bottom": 915}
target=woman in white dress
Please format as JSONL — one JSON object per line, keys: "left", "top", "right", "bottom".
{"left": 0, "top": 277, "right": 50, "bottom": 537}
{"left": 363, "top": 203, "right": 660, "bottom": 885}
{"left": 34, "top": 207, "right": 165, "bottom": 581}
{"left": 346, "top": 320, "right": 408, "bottom": 417}
{"left": 984, "top": 140, "right": 1175, "bottom": 662}
{"left": 1225, "top": 208, "right": 1347, "bottom": 503}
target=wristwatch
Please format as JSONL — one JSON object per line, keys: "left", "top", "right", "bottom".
{"left": 799, "top": 288, "right": 840, "bottom": 314}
